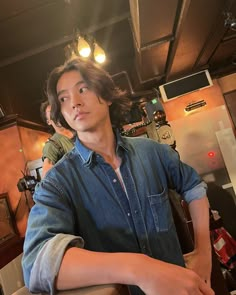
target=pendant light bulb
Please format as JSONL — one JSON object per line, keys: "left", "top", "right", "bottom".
{"left": 77, "top": 36, "right": 91, "bottom": 57}
{"left": 94, "top": 43, "right": 106, "bottom": 63}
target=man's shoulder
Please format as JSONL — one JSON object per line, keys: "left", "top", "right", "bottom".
{"left": 123, "top": 135, "right": 166, "bottom": 151}
{"left": 45, "top": 147, "right": 79, "bottom": 176}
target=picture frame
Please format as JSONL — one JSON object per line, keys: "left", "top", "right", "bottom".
{"left": 0, "top": 193, "right": 18, "bottom": 245}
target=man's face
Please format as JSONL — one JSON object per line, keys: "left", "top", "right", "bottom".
{"left": 56, "top": 70, "right": 111, "bottom": 134}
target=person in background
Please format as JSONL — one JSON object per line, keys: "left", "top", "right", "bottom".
{"left": 23, "top": 57, "right": 214, "bottom": 295}
{"left": 40, "top": 100, "right": 74, "bottom": 178}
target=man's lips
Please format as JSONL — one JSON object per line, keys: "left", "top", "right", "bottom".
{"left": 74, "top": 112, "right": 89, "bottom": 120}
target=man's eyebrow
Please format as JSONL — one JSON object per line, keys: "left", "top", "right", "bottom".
{"left": 57, "top": 80, "right": 85, "bottom": 96}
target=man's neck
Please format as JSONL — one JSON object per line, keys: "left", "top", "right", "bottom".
{"left": 77, "top": 127, "right": 121, "bottom": 170}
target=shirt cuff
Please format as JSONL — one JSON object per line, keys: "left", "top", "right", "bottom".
{"left": 183, "top": 181, "right": 207, "bottom": 203}
{"left": 29, "top": 233, "right": 84, "bottom": 294}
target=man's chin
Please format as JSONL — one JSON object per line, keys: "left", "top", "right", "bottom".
{"left": 76, "top": 126, "right": 95, "bottom": 133}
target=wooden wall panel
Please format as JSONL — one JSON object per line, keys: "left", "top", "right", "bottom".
{"left": 0, "top": 125, "right": 49, "bottom": 236}
{"left": 19, "top": 126, "right": 49, "bottom": 162}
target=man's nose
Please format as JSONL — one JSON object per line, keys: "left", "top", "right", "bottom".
{"left": 71, "top": 92, "right": 84, "bottom": 109}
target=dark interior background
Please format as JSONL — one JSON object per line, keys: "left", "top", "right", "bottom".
{"left": 0, "top": 0, "right": 236, "bottom": 124}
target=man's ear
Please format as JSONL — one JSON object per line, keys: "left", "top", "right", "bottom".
{"left": 47, "top": 119, "right": 52, "bottom": 126}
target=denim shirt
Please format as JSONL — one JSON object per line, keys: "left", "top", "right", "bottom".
{"left": 22, "top": 133, "right": 207, "bottom": 294}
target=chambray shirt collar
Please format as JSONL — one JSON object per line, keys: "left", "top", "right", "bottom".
{"left": 74, "top": 129, "right": 130, "bottom": 166}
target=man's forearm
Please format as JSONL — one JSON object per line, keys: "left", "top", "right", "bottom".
{"left": 56, "top": 247, "right": 143, "bottom": 290}
{"left": 56, "top": 247, "right": 214, "bottom": 295}
{"left": 188, "top": 196, "right": 211, "bottom": 251}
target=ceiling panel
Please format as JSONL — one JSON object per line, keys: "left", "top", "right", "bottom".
{"left": 138, "top": 0, "right": 178, "bottom": 46}
{"left": 0, "top": 0, "right": 50, "bottom": 20}
{"left": 209, "top": 38, "right": 236, "bottom": 67}
{"left": 0, "top": 0, "right": 130, "bottom": 63}
{"left": 138, "top": 42, "right": 170, "bottom": 80}
{"left": 170, "top": 0, "right": 226, "bottom": 78}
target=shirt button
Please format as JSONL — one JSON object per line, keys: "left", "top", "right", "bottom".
{"left": 127, "top": 212, "right": 131, "bottom": 217}
{"left": 113, "top": 179, "right": 117, "bottom": 183}
{"left": 134, "top": 210, "right": 138, "bottom": 214}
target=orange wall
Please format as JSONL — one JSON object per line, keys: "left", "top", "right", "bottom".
{"left": 217, "top": 73, "right": 236, "bottom": 94}
{"left": 160, "top": 79, "right": 235, "bottom": 176}
{"left": 162, "top": 80, "right": 227, "bottom": 122}
{"left": 18, "top": 126, "right": 49, "bottom": 161}
{"left": 0, "top": 125, "right": 49, "bottom": 236}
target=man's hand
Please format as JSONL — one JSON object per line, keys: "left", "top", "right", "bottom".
{"left": 137, "top": 255, "right": 214, "bottom": 295}
{"left": 57, "top": 248, "right": 214, "bottom": 295}
{"left": 184, "top": 248, "right": 212, "bottom": 286}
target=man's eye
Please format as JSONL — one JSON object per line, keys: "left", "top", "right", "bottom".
{"left": 79, "top": 87, "right": 88, "bottom": 94}
{"left": 59, "top": 97, "right": 65, "bottom": 103}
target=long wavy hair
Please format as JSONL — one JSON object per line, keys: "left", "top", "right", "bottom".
{"left": 46, "top": 57, "right": 131, "bottom": 130}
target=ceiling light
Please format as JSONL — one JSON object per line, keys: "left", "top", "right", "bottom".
{"left": 77, "top": 36, "right": 91, "bottom": 58}
{"left": 94, "top": 43, "right": 106, "bottom": 63}
{"left": 64, "top": 31, "right": 107, "bottom": 64}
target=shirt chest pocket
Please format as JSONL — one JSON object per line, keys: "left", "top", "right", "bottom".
{"left": 147, "top": 189, "right": 173, "bottom": 232}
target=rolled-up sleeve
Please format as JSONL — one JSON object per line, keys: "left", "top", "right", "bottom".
{"left": 29, "top": 234, "right": 84, "bottom": 294}
{"left": 182, "top": 181, "right": 207, "bottom": 203}
{"left": 22, "top": 178, "right": 84, "bottom": 294}
{"left": 159, "top": 144, "right": 207, "bottom": 202}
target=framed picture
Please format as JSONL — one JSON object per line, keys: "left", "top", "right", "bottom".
{"left": 0, "top": 193, "right": 18, "bottom": 245}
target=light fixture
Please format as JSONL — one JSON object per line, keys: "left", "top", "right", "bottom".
{"left": 224, "top": 12, "right": 236, "bottom": 31}
{"left": 64, "top": 31, "right": 106, "bottom": 64}
{"left": 184, "top": 100, "right": 207, "bottom": 112}
{"left": 64, "top": 43, "right": 77, "bottom": 61}
{"left": 77, "top": 36, "right": 91, "bottom": 57}
{"left": 93, "top": 43, "right": 106, "bottom": 63}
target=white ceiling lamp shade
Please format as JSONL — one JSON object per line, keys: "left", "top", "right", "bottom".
{"left": 77, "top": 36, "right": 91, "bottom": 58}
{"left": 93, "top": 43, "right": 106, "bottom": 63}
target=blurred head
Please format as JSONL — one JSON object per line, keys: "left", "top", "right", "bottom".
{"left": 46, "top": 57, "right": 131, "bottom": 130}
{"left": 40, "top": 100, "right": 54, "bottom": 134}
{"left": 40, "top": 100, "right": 65, "bottom": 134}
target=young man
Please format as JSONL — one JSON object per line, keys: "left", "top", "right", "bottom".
{"left": 40, "top": 100, "right": 74, "bottom": 178}
{"left": 22, "top": 58, "right": 214, "bottom": 295}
